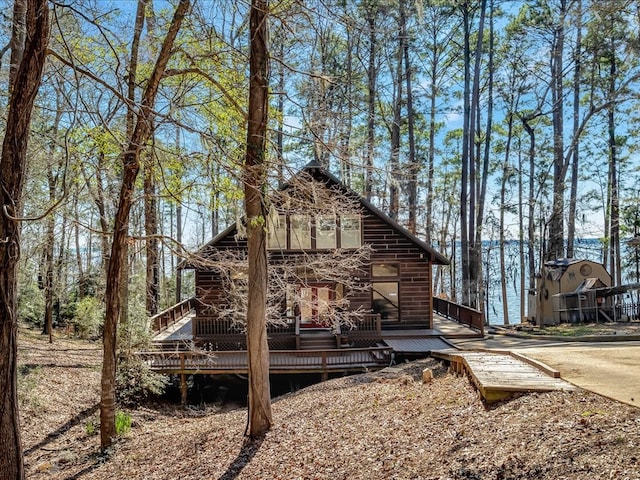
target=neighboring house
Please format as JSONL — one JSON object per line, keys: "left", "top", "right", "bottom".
{"left": 183, "top": 160, "right": 449, "bottom": 351}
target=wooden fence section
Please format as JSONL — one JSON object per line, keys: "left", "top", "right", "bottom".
{"left": 138, "top": 346, "right": 393, "bottom": 376}
{"left": 151, "top": 297, "right": 196, "bottom": 333}
{"left": 433, "top": 297, "right": 484, "bottom": 336}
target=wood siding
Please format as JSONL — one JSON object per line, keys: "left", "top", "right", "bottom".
{"left": 190, "top": 166, "right": 440, "bottom": 343}
{"left": 363, "top": 211, "right": 433, "bottom": 327}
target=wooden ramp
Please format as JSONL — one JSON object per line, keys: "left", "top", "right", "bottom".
{"left": 431, "top": 349, "right": 575, "bottom": 403}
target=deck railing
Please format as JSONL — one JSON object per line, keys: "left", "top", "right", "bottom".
{"left": 194, "top": 317, "right": 297, "bottom": 337}
{"left": 433, "top": 297, "right": 484, "bottom": 336}
{"left": 138, "top": 346, "right": 393, "bottom": 374}
{"left": 345, "top": 313, "right": 382, "bottom": 335}
{"left": 151, "top": 297, "right": 196, "bottom": 333}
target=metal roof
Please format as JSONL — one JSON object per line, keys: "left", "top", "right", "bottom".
{"left": 383, "top": 337, "right": 453, "bottom": 353}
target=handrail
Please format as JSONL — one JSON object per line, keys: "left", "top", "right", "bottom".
{"left": 433, "top": 297, "right": 484, "bottom": 336}
{"left": 344, "top": 313, "right": 382, "bottom": 336}
{"left": 150, "top": 297, "right": 196, "bottom": 333}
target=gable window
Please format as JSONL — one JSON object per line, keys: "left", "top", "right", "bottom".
{"left": 267, "top": 214, "right": 287, "bottom": 250}
{"left": 267, "top": 213, "right": 361, "bottom": 250}
{"left": 316, "top": 215, "right": 337, "bottom": 249}
{"left": 340, "top": 215, "right": 361, "bottom": 249}
{"left": 371, "top": 263, "right": 399, "bottom": 321}
{"left": 290, "top": 215, "right": 312, "bottom": 250}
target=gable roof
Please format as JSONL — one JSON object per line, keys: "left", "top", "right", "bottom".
{"left": 185, "top": 160, "right": 449, "bottom": 266}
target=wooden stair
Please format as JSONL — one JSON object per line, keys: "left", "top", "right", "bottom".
{"left": 298, "top": 328, "right": 337, "bottom": 350}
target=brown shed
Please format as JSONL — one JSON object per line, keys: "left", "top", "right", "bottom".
{"left": 532, "top": 259, "right": 612, "bottom": 326}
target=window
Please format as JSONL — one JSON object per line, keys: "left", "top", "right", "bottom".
{"left": 372, "top": 263, "right": 399, "bottom": 277}
{"left": 316, "top": 215, "right": 337, "bottom": 249}
{"left": 340, "top": 215, "right": 361, "bottom": 248}
{"left": 290, "top": 215, "right": 312, "bottom": 250}
{"left": 372, "top": 263, "right": 399, "bottom": 321}
{"left": 372, "top": 282, "right": 399, "bottom": 321}
{"left": 267, "top": 213, "right": 361, "bottom": 250}
{"left": 267, "top": 214, "right": 287, "bottom": 250}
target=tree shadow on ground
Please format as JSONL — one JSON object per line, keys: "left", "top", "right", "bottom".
{"left": 23, "top": 403, "right": 99, "bottom": 456}
{"left": 217, "top": 435, "right": 265, "bottom": 480}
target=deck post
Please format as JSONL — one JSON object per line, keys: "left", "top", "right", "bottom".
{"left": 321, "top": 351, "right": 328, "bottom": 381}
{"left": 180, "top": 373, "right": 187, "bottom": 406}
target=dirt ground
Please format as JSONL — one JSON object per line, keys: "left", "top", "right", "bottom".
{"left": 17, "top": 327, "right": 640, "bottom": 480}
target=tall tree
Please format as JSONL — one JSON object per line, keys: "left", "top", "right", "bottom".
{"left": 365, "top": 0, "right": 378, "bottom": 201}
{"left": 547, "top": 0, "right": 568, "bottom": 260}
{"left": 100, "top": 0, "right": 190, "bottom": 449}
{"left": 0, "top": 0, "right": 50, "bottom": 477}
{"left": 566, "top": 0, "right": 582, "bottom": 258}
{"left": 244, "top": 0, "right": 272, "bottom": 438}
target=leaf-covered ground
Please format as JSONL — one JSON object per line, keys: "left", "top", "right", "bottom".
{"left": 18, "top": 328, "right": 640, "bottom": 480}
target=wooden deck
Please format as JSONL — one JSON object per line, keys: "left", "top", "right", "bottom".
{"left": 431, "top": 349, "right": 575, "bottom": 403}
{"left": 138, "top": 346, "right": 393, "bottom": 376}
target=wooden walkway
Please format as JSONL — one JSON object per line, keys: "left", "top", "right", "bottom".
{"left": 431, "top": 349, "right": 575, "bottom": 403}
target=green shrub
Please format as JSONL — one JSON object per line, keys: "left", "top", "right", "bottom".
{"left": 17, "top": 279, "right": 45, "bottom": 327}
{"left": 115, "top": 411, "right": 131, "bottom": 436}
{"left": 116, "top": 354, "right": 169, "bottom": 406}
{"left": 85, "top": 419, "right": 97, "bottom": 436}
{"left": 72, "top": 296, "right": 104, "bottom": 339}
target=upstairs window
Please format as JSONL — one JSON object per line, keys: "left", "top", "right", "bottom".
{"left": 290, "top": 215, "right": 312, "bottom": 250}
{"left": 267, "top": 214, "right": 287, "bottom": 250}
{"left": 340, "top": 215, "right": 361, "bottom": 248}
{"left": 316, "top": 215, "right": 337, "bottom": 249}
{"left": 267, "top": 213, "right": 361, "bottom": 250}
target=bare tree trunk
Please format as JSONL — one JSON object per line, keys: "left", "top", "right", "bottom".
{"left": 275, "top": 31, "right": 285, "bottom": 187}
{"left": 521, "top": 115, "right": 537, "bottom": 293}
{"left": 388, "top": 8, "right": 404, "bottom": 221}
{"left": 426, "top": 56, "right": 437, "bottom": 245}
{"left": 567, "top": 0, "right": 582, "bottom": 259}
{"left": 548, "top": 0, "right": 567, "bottom": 260}
{"left": 175, "top": 202, "right": 182, "bottom": 303}
{"left": 401, "top": 0, "right": 417, "bottom": 234}
{"left": 42, "top": 94, "right": 63, "bottom": 342}
{"left": 607, "top": 36, "right": 621, "bottom": 286}
{"left": 499, "top": 112, "right": 513, "bottom": 326}
{"left": 244, "top": 0, "right": 272, "bottom": 438}
{"left": 518, "top": 141, "right": 526, "bottom": 322}
{"left": 0, "top": 1, "right": 49, "bottom": 477}
{"left": 8, "top": 0, "right": 26, "bottom": 90}
{"left": 365, "top": 3, "right": 377, "bottom": 201}
{"left": 144, "top": 146, "right": 160, "bottom": 316}
{"left": 460, "top": 3, "right": 470, "bottom": 305}
{"left": 100, "top": 0, "right": 190, "bottom": 450}
{"left": 468, "top": 0, "right": 487, "bottom": 309}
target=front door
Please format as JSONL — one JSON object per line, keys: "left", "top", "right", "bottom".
{"left": 299, "top": 284, "right": 333, "bottom": 328}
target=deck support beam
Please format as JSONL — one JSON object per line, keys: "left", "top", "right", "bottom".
{"left": 180, "top": 373, "right": 187, "bottom": 406}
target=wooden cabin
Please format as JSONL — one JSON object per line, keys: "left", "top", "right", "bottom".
{"left": 184, "top": 161, "right": 450, "bottom": 351}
